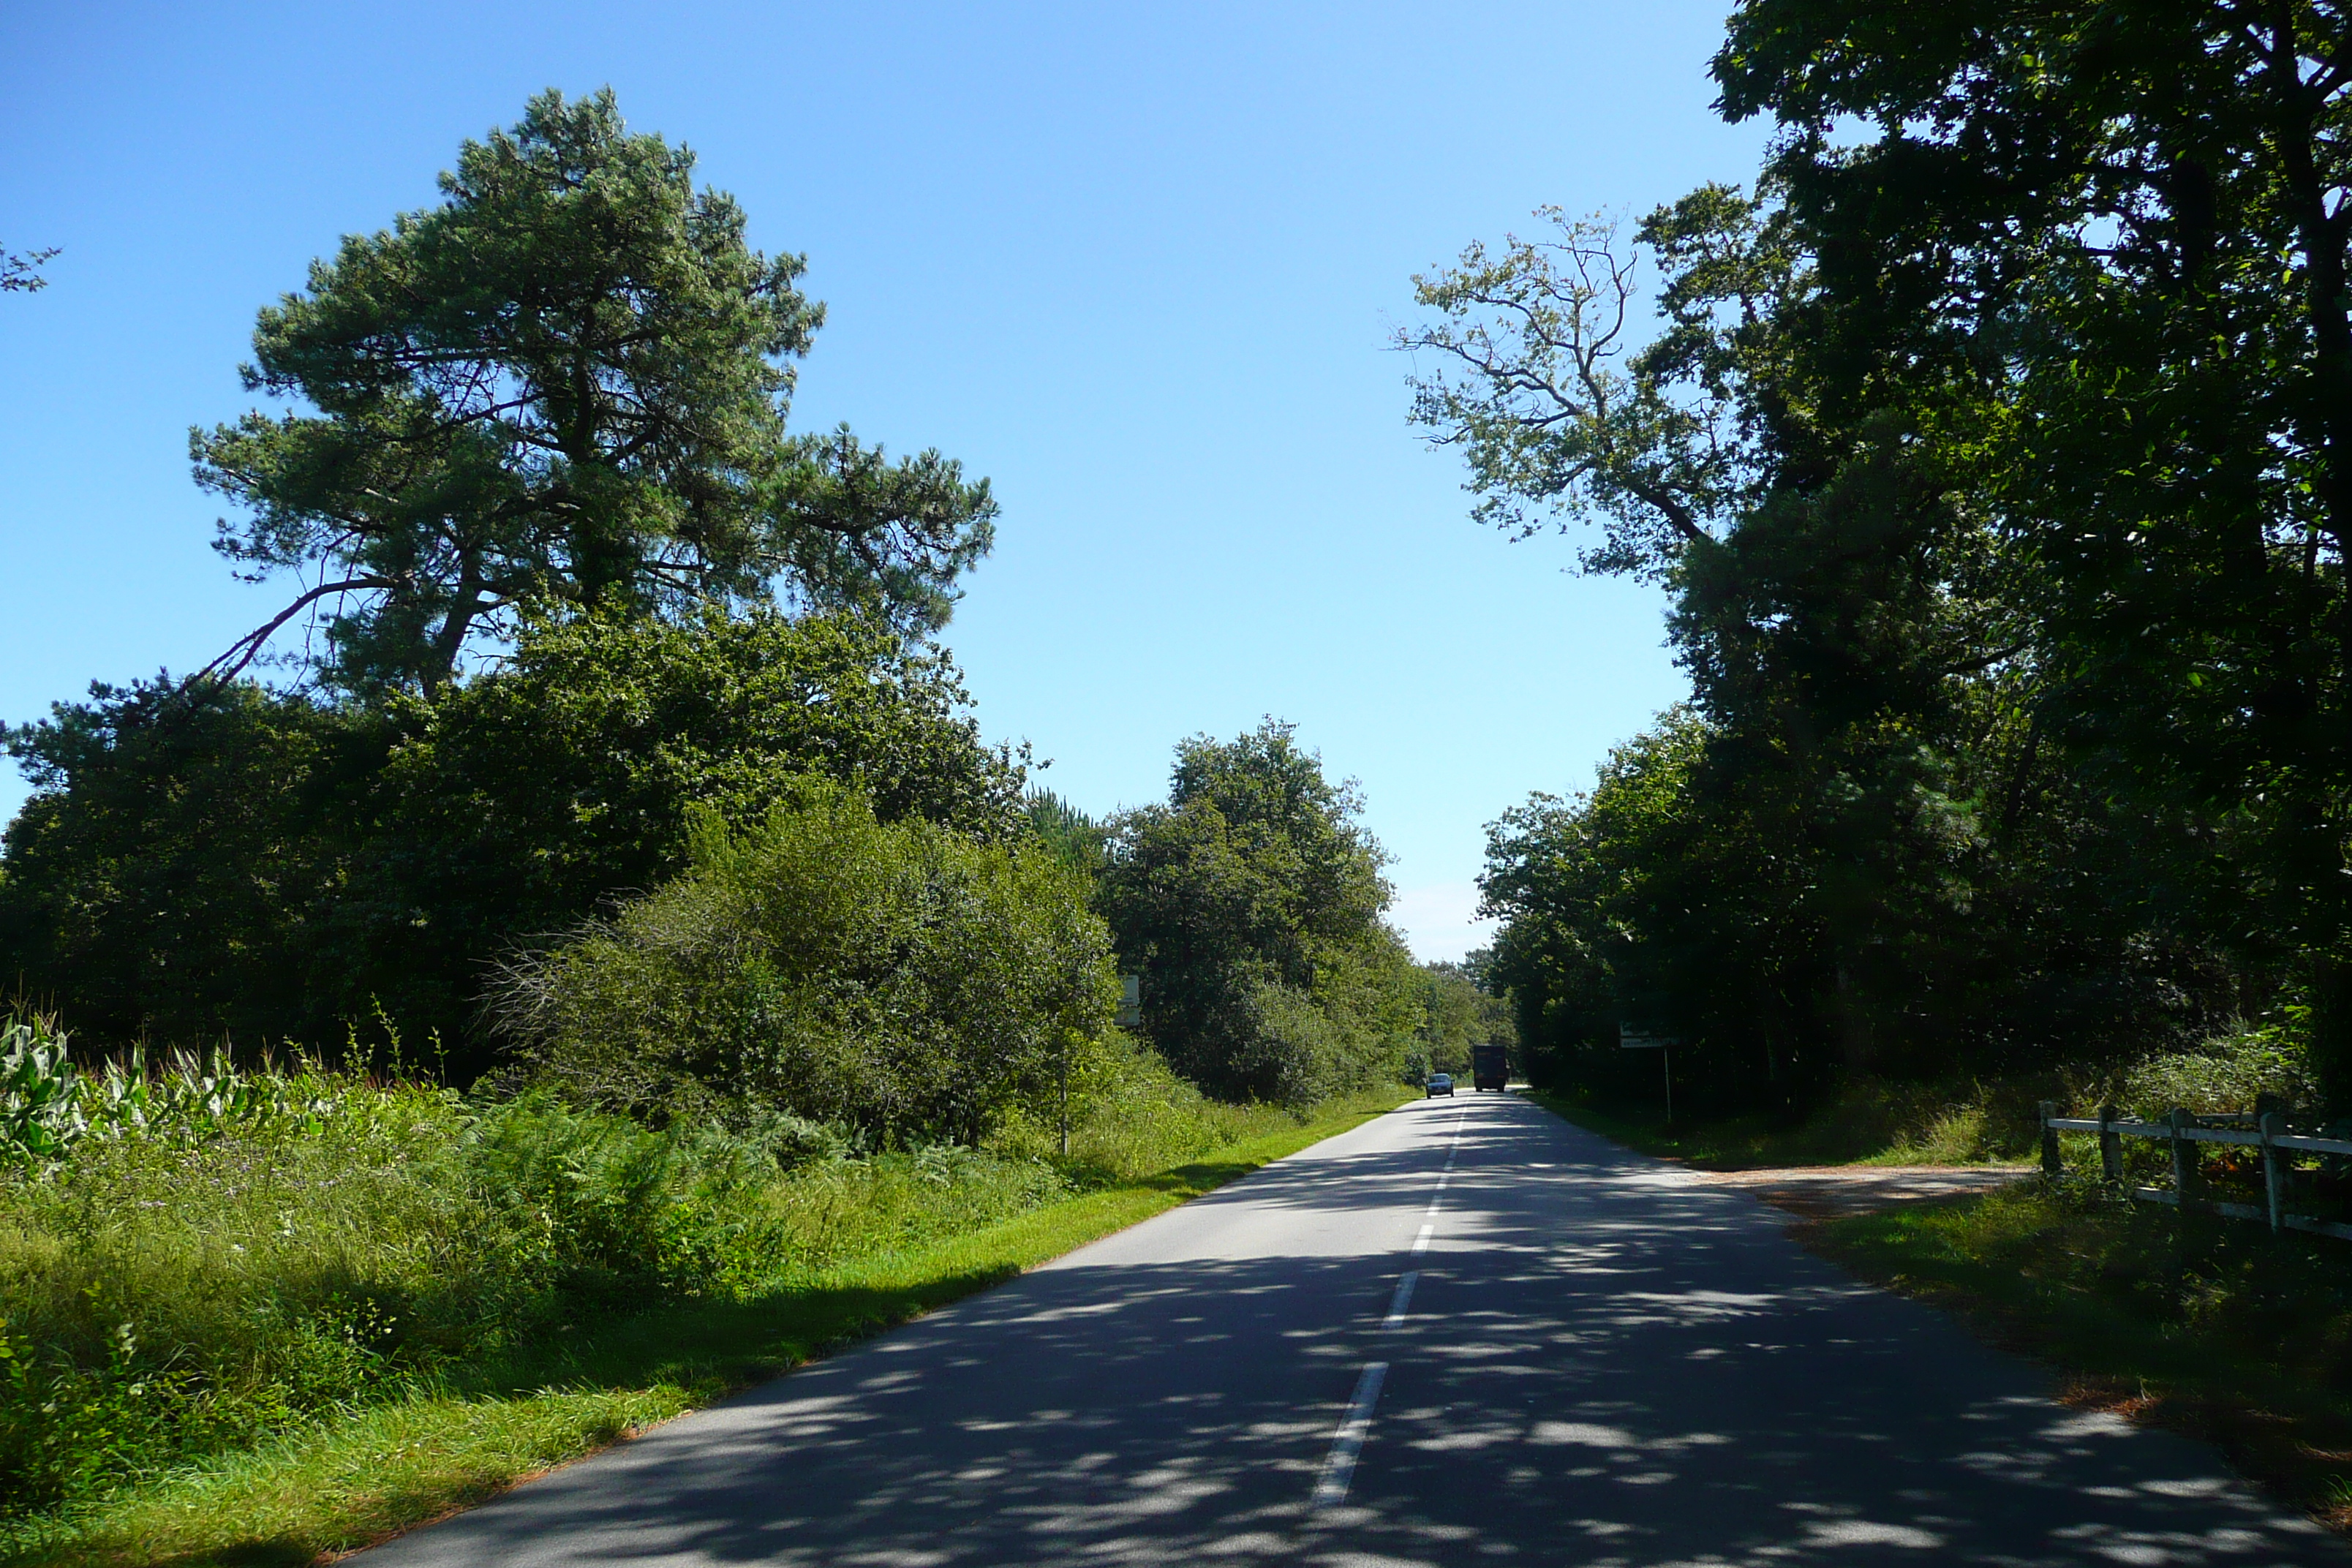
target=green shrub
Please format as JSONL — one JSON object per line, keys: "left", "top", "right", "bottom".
{"left": 497, "top": 785, "right": 1117, "bottom": 1144}
{"left": 2109, "top": 1024, "right": 2320, "bottom": 1117}
{"left": 1232, "top": 976, "right": 1425, "bottom": 1112}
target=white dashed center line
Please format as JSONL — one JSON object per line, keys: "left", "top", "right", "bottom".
{"left": 1318, "top": 1109, "right": 1463, "bottom": 1509}
{"left": 1311, "top": 1361, "right": 1389, "bottom": 1509}
{"left": 1381, "top": 1270, "right": 1419, "bottom": 1330}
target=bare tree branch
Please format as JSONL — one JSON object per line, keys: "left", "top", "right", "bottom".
{"left": 186, "top": 576, "right": 396, "bottom": 694}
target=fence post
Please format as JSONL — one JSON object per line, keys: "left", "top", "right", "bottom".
{"left": 2259, "top": 1110, "right": 2285, "bottom": 1235}
{"left": 2099, "top": 1103, "right": 2122, "bottom": 1184}
{"left": 2169, "top": 1108, "right": 2201, "bottom": 1210}
{"left": 2040, "top": 1101, "right": 2062, "bottom": 1177}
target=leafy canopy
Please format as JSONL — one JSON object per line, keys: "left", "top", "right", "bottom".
{"left": 1417, "top": 4, "right": 2347, "bottom": 1105}
{"left": 1709, "top": 0, "right": 2352, "bottom": 1087}
{"left": 1098, "top": 721, "right": 1417, "bottom": 1106}
{"left": 1395, "top": 192, "right": 1804, "bottom": 578}
{"left": 193, "top": 88, "right": 995, "bottom": 695}
{"left": 0, "top": 611, "right": 1027, "bottom": 1074}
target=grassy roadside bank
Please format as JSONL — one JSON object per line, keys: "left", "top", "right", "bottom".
{"left": 1527, "top": 1087, "right": 2033, "bottom": 1169}
{"left": 4, "top": 1092, "right": 1407, "bottom": 1568}
{"left": 1808, "top": 1182, "right": 2352, "bottom": 1536}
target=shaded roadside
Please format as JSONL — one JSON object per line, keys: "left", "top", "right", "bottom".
{"left": 1804, "top": 1183, "right": 2352, "bottom": 1545}
{"left": 1687, "top": 1164, "right": 2029, "bottom": 1219}
{"left": 1537, "top": 1090, "right": 2352, "bottom": 1546}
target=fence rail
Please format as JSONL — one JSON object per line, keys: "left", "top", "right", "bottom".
{"left": 2038, "top": 1103, "right": 2352, "bottom": 1243}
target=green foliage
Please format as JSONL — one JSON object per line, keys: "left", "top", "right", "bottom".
{"left": 2, "top": 1070, "right": 473, "bottom": 1516}
{"left": 0, "top": 1017, "right": 1395, "bottom": 1536}
{"left": 191, "top": 88, "right": 993, "bottom": 695}
{"left": 497, "top": 785, "right": 1115, "bottom": 1143}
{"left": 2, "top": 93, "right": 1025, "bottom": 1085}
{"left": 0, "top": 680, "right": 387, "bottom": 1053}
{"left": 1428, "top": 18, "right": 2337, "bottom": 1108}
{"left": 0, "top": 1093, "right": 1400, "bottom": 1564}
{"left": 1411, "top": 957, "right": 1514, "bottom": 1079}
{"left": 991, "top": 1030, "right": 1380, "bottom": 1185}
{"left": 1024, "top": 788, "right": 1109, "bottom": 878}
{"left": 1097, "top": 721, "right": 1420, "bottom": 1107}
{"left": 1, "top": 1017, "right": 345, "bottom": 1170}
{"left": 0, "top": 1022, "right": 80, "bottom": 1164}
{"left": 1700, "top": 2, "right": 2352, "bottom": 1085}
{"left": 1483, "top": 711, "right": 1811, "bottom": 1101}
{"left": 350, "top": 606, "right": 1029, "bottom": 1077}
{"left": 2110, "top": 1024, "right": 2323, "bottom": 1122}
{"left": 1395, "top": 203, "right": 1772, "bottom": 576}
{"left": 1482, "top": 698, "right": 2236, "bottom": 1112}
{"left": 0, "top": 244, "right": 57, "bottom": 294}
{"left": 0, "top": 609, "right": 1023, "bottom": 1076}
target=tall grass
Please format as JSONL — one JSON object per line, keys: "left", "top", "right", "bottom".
{"left": 9, "top": 1091, "right": 1406, "bottom": 1568}
{"left": 992, "top": 1031, "right": 1354, "bottom": 1183}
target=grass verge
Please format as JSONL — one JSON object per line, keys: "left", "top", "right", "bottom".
{"left": 1529, "top": 1086, "right": 2032, "bottom": 1169}
{"left": 1806, "top": 1180, "right": 2352, "bottom": 1536}
{"left": 5, "top": 1093, "right": 1407, "bottom": 1568}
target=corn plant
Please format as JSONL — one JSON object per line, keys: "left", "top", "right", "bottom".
{"left": 0, "top": 1020, "right": 347, "bottom": 1165}
{"left": 1, "top": 1019, "right": 86, "bottom": 1163}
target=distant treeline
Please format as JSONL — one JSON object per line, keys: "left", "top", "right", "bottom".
{"left": 1407, "top": 4, "right": 2351, "bottom": 1112}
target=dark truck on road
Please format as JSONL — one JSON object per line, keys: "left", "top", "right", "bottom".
{"left": 1471, "top": 1044, "right": 1509, "bottom": 1092}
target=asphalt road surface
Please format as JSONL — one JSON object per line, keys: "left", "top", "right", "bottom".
{"left": 365, "top": 1092, "right": 2341, "bottom": 1567}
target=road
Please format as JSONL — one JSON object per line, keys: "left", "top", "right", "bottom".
{"left": 365, "top": 1091, "right": 2340, "bottom": 1566}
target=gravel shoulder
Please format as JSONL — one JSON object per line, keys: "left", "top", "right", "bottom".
{"left": 1684, "top": 1163, "right": 2032, "bottom": 1218}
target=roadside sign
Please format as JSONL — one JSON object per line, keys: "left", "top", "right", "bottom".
{"left": 1618, "top": 1024, "right": 1675, "bottom": 1125}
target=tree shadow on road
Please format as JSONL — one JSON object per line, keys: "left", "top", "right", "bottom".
{"left": 349, "top": 1096, "right": 2337, "bottom": 1567}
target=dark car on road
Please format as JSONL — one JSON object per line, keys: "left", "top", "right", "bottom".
{"left": 1425, "top": 1072, "right": 1455, "bottom": 1097}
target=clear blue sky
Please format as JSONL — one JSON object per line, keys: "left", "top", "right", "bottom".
{"left": 0, "top": 1, "right": 1765, "bottom": 961}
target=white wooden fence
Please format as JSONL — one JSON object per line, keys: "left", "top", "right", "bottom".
{"left": 2038, "top": 1103, "right": 2352, "bottom": 1242}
